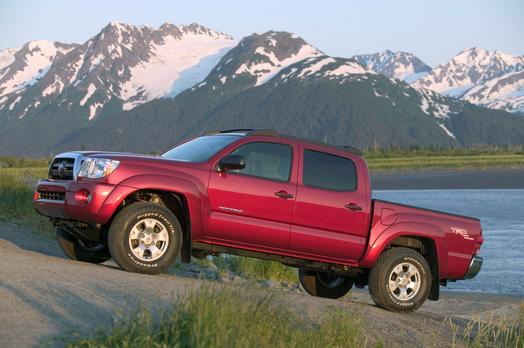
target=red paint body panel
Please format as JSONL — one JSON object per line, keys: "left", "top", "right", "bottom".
{"left": 34, "top": 134, "right": 483, "bottom": 281}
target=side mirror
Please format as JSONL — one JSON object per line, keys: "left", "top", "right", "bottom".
{"left": 219, "top": 154, "right": 246, "bottom": 171}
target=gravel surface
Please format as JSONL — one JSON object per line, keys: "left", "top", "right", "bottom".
{"left": 1, "top": 223, "right": 522, "bottom": 347}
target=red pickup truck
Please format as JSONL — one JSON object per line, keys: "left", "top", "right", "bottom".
{"left": 34, "top": 129, "right": 483, "bottom": 312}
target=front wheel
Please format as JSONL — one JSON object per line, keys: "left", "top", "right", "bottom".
{"left": 368, "top": 247, "right": 431, "bottom": 312}
{"left": 56, "top": 227, "right": 111, "bottom": 264}
{"left": 298, "top": 269, "right": 354, "bottom": 299}
{"left": 108, "top": 202, "right": 182, "bottom": 274}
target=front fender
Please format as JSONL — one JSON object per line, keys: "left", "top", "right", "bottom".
{"left": 98, "top": 174, "right": 206, "bottom": 239}
{"left": 359, "top": 222, "right": 449, "bottom": 278}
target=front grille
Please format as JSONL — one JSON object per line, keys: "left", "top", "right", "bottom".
{"left": 38, "top": 191, "right": 66, "bottom": 201}
{"left": 49, "top": 158, "right": 75, "bottom": 180}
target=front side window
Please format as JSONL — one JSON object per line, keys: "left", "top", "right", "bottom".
{"left": 229, "top": 142, "right": 292, "bottom": 182}
{"left": 162, "top": 135, "right": 240, "bottom": 163}
{"left": 303, "top": 150, "right": 357, "bottom": 191}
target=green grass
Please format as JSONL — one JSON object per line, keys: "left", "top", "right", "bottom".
{"left": 194, "top": 254, "right": 298, "bottom": 283}
{"left": 66, "top": 287, "right": 365, "bottom": 348}
{"left": 364, "top": 146, "right": 524, "bottom": 172}
{"left": 450, "top": 303, "right": 524, "bottom": 347}
{"left": 0, "top": 156, "right": 51, "bottom": 168}
{"left": 0, "top": 167, "right": 54, "bottom": 236}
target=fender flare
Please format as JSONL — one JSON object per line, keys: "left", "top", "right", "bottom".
{"left": 99, "top": 174, "right": 205, "bottom": 240}
{"left": 359, "top": 222, "right": 449, "bottom": 278}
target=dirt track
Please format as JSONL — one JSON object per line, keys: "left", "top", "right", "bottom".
{"left": 1, "top": 223, "right": 522, "bottom": 347}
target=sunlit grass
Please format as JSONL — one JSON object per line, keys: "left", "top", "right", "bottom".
{"left": 66, "top": 287, "right": 365, "bottom": 348}
{"left": 194, "top": 254, "right": 298, "bottom": 284}
{"left": 449, "top": 302, "right": 524, "bottom": 347}
{"left": 0, "top": 167, "right": 54, "bottom": 237}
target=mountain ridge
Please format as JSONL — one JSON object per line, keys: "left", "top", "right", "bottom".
{"left": 0, "top": 22, "right": 523, "bottom": 157}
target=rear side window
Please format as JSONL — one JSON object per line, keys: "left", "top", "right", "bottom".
{"left": 303, "top": 150, "right": 357, "bottom": 191}
{"left": 230, "top": 142, "right": 292, "bottom": 182}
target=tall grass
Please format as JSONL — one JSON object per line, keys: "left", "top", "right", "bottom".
{"left": 0, "top": 167, "right": 54, "bottom": 236}
{"left": 211, "top": 255, "right": 298, "bottom": 283}
{"left": 450, "top": 302, "right": 524, "bottom": 347}
{"left": 67, "top": 288, "right": 365, "bottom": 348}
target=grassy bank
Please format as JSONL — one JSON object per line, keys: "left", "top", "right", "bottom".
{"left": 66, "top": 287, "right": 523, "bottom": 348}
{"left": 0, "top": 167, "right": 54, "bottom": 237}
{"left": 67, "top": 287, "right": 365, "bottom": 348}
{"left": 450, "top": 302, "right": 524, "bottom": 347}
{"left": 364, "top": 146, "right": 524, "bottom": 172}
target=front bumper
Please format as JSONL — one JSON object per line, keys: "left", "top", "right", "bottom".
{"left": 463, "top": 255, "right": 483, "bottom": 279}
{"left": 34, "top": 179, "right": 129, "bottom": 225}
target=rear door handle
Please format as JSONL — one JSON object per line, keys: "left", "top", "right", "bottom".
{"left": 274, "top": 190, "right": 294, "bottom": 199}
{"left": 345, "top": 203, "right": 362, "bottom": 211}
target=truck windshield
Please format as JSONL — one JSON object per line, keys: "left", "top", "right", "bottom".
{"left": 161, "top": 135, "right": 240, "bottom": 163}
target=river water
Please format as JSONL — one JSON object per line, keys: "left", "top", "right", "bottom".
{"left": 372, "top": 189, "right": 524, "bottom": 296}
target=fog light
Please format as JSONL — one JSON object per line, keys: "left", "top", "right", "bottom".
{"left": 75, "top": 189, "right": 91, "bottom": 205}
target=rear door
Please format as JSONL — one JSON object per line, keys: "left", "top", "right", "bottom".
{"left": 290, "top": 145, "right": 369, "bottom": 262}
{"left": 205, "top": 140, "right": 298, "bottom": 249}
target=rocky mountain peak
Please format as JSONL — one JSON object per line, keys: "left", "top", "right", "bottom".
{"left": 352, "top": 50, "right": 431, "bottom": 83}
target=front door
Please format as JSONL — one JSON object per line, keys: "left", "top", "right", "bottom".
{"left": 290, "top": 147, "right": 369, "bottom": 262}
{"left": 206, "top": 141, "right": 297, "bottom": 249}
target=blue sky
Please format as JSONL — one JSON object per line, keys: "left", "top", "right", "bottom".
{"left": 1, "top": 0, "right": 522, "bottom": 66}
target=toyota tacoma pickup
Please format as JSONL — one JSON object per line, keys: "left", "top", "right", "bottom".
{"left": 34, "top": 129, "right": 483, "bottom": 312}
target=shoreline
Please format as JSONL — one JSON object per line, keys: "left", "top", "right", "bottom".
{"left": 371, "top": 167, "right": 524, "bottom": 190}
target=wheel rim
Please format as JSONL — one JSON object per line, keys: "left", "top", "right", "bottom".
{"left": 317, "top": 272, "right": 345, "bottom": 288}
{"left": 128, "top": 218, "right": 169, "bottom": 262}
{"left": 388, "top": 262, "right": 421, "bottom": 301}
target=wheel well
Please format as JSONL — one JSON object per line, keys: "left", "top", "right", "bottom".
{"left": 114, "top": 189, "right": 192, "bottom": 263}
{"left": 387, "top": 235, "right": 440, "bottom": 301}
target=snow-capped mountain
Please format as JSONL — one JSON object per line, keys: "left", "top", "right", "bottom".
{"left": 461, "top": 70, "right": 524, "bottom": 113}
{"left": 0, "top": 22, "right": 235, "bottom": 119}
{"left": 37, "top": 33, "right": 524, "bottom": 156}
{"left": 352, "top": 50, "right": 431, "bottom": 83}
{"left": 201, "top": 31, "right": 323, "bottom": 90}
{"left": 0, "top": 24, "right": 523, "bottom": 156}
{"left": 413, "top": 48, "right": 524, "bottom": 112}
{"left": 0, "top": 41, "right": 77, "bottom": 98}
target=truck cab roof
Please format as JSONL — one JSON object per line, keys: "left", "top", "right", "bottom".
{"left": 203, "top": 129, "right": 363, "bottom": 156}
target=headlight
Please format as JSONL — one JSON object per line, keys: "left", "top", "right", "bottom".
{"left": 78, "top": 158, "right": 120, "bottom": 179}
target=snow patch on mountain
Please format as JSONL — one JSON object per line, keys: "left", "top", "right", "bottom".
{"left": 353, "top": 50, "right": 431, "bottom": 81}
{"left": 235, "top": 42, "right": 322, "bottom": 86}
{"left": 80, "top": 84, "right": 97, "bottom": 106}
{"left": 413, "top": 48, "right": 524, "bottom": 113}
{"left": 120, "top": 32, "right": 234, "bottom": 110}
{"left": 0, "top": 41, "right": 75, "bottom": 99}
{"left": 0, "top": 48, "right": 18, "bottom": 73}
{"left": 438, "top": 123, "right": 456, "bottom": 138}
{"left": 460, "top": 70, "right": 524, "bottom": 113}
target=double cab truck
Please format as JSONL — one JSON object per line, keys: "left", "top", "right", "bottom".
{"left": 34, "top": 129, "right": 483, "bottom": 312}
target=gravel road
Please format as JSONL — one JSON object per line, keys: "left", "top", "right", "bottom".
{"left": 1, "top": 223, "right": 522, "bottom": 347}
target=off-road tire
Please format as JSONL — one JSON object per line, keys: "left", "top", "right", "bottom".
{"left": 368, "top": 247, "right": 431, "bottom": 312}
{"left": 299, "top": 269, "right": 354, "bottom": 299}
{"left": 56, "top": 227, "right": 111, "bottom": 264}
{"left": 108, "top": 202, "right": 182, "bottom": 274}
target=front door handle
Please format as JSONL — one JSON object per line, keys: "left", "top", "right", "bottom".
{"left": 274, "top": 190, "right": 294, "bottom": 199}
{"left": 345, "top": 203, "right": 362, "bottom": 211}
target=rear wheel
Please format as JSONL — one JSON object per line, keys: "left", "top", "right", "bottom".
{"left": 108, "top": 202, "right": 182, "bottom": 274}
{"left": 56, "top": 227, "right": 110, "bottom": 264}
{"left": 368, "top": 247, "right": 431, "bottom": 312}
{"left": 299, "top": 269, "right": 354, "bottom": 299}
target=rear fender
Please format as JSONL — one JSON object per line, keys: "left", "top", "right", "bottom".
{"left": 359, "top": 222, "right": 449, "bottom": 278}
